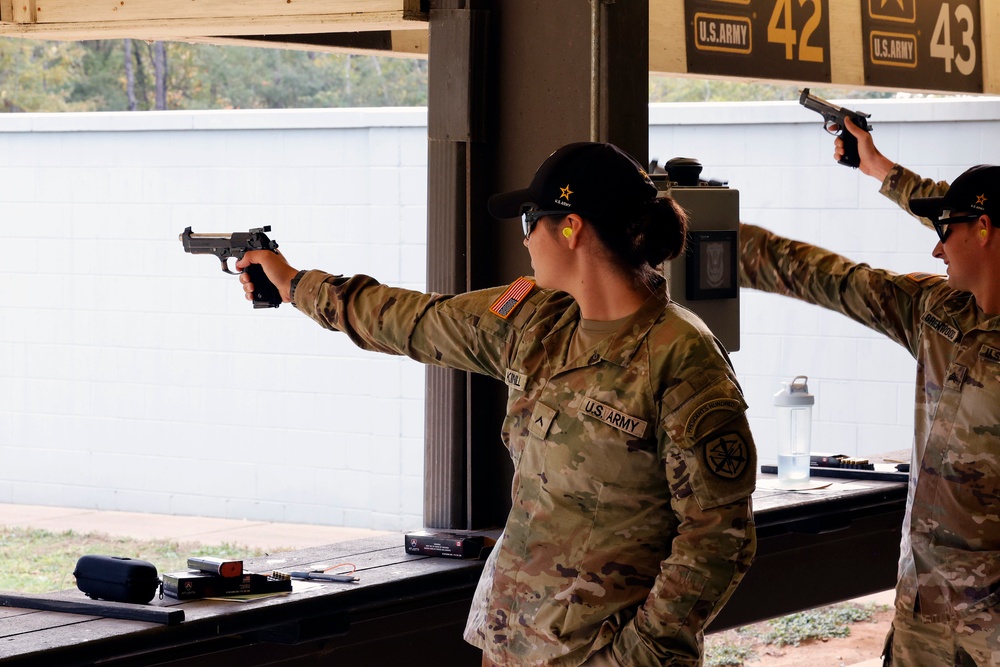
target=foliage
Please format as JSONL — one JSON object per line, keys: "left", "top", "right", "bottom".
{"left": 0, "top": 37, "right": 429, "bottom": 112}
{"left": 0, "top": 526, "right": 278, "bottom": 594}
{"left": 0, "top": 34, "right": 905, "bottom": 113}
{"left": 704, "top": 602, "right": 887, "bottom": 666}
{"left": 760, "top": 602, "right": 879, "bottom": 647}
{"left": 705, "top": 641, "right": 759, "bottom": 667}
{"left": 0, "top": 39, "right": 91, "bottom": 112}
{"left": 649, "top": 75, "right": 896, "bottom": 103}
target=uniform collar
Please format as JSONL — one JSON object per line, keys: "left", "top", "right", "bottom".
{"left": 942, "top": 291, "right": 1000, "bottom": 333}
{"left": 584, "top": 281, "right": 668, "bottom": 368}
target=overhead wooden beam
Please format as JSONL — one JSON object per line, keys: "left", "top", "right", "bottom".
{"left": 192, "top": 30, "right": 429, "bottom": 58}
{"left": 0, "top": 0, "right": 427, "bottom": 41}
{"left": 4, "top": 0, "right": 425, "bottom": 24}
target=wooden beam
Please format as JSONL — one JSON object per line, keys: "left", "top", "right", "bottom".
{"left": 0, "top": 12, "right": 422, "bottom": 41}
{"left": 648, "top": 1, "right": 686, "bottom": 75}
{"left": 192, "top": 30, "right": 429, "bottom": 58}
{"left": 7, "top": 0, "right": 424, "bottom": 25}
{"left": 828, "top": 0, "right": 864, "bottom": 86}
{"left": 983, "top": 1, "right": 1000, "bottom": 95}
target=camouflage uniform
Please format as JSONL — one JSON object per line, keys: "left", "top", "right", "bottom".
{"left": 740, "top": 163, "right": 1000, "bottom": 665}
{"left": 291, "top": 269, "right": 757, "bottom": 666}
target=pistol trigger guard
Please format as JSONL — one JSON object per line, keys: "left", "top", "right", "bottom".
{"left": 220, "top": 258, "right": 240, "bottom": 276}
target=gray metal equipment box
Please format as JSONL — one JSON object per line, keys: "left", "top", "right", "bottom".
{"left": 653, "top": 164, "right": 740, "bottom": 352}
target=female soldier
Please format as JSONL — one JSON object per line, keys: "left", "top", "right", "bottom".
{"left": 236, "top": 142, "right": 757, "bottom": 666}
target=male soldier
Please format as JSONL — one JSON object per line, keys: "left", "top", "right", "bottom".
{"left": 740, "top": 118, "right": 1000, "bottom": 666}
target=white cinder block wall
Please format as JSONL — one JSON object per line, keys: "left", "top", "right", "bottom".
{"left": 0, "top": 109, "right": 430, "bottom": 530}
{"left": 1, "top": 99, "right": 997, "bottom": 529}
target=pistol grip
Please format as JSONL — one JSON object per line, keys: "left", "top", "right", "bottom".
{"left": 838, "top": 129, "right": 861, "bottom": 169}
{"left": 246, "top": 262, "right": 282, "bottom": 309}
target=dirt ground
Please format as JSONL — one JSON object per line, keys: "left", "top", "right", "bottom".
{"left": 706, "top": 601, "right": 893, "bottom": 667}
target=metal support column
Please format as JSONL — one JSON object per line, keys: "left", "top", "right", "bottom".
{"left": 424, "top": 0, "right": 650, "bottom": 529}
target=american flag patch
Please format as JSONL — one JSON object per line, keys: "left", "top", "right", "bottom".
{"left": 489, "top": 277, "right": 536, "bottom": 319}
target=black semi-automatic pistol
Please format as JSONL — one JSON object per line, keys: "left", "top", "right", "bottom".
{"left": 799, "top": 88, "right": 873, "bottom": 169}
{"left": 179, "top": 226, "right": 282, "bottom": 308}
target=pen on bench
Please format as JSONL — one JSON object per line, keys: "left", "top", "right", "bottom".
{"left": 289, "top": 571, "right": 359, "bottom": 583}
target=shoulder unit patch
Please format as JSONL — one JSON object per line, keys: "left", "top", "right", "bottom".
{"left": 489, "top": 277, "right": 536, "bottom": 319}
{"left": 703, "top": 432, "right": 750, "bottom": 479}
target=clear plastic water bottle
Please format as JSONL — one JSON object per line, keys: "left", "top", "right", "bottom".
{"left": 774, "top": 376, "right": 814, "bottom": 485}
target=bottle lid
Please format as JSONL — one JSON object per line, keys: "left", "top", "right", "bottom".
{"left": 773, "top": 375, "right": 814, "bottom": 406}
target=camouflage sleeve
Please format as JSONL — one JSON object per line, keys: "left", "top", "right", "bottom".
{"left": 291, "top": 269, "right": 514, "bottom": 380}
{"left": 614, "top": 375, "right": 757, "bottom": 666}
{"left": 879, "top": 163, "right": 950, "bottom": 230}
{"left": 739, "top": 223, "right": 926, "bottom": 355}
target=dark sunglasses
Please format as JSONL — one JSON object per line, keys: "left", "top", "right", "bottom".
{"left": 932, "top": 211, "right": 981, "bottom": 243}
{"left": 520, "top": 207, "right": 568, "bottom": 239}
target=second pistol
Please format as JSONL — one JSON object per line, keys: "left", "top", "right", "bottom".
{"left": 798, "top": 88, "right": 873, "bottom": 169}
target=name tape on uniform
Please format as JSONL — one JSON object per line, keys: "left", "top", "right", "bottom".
{"left": 580, "top": 397, "right": 647, "bottom": 438}
{"left": 505, "top": 368, "right": 527, "bottom": 390}
{"left": 923, "top": 313, "right": 959, "bottom": 342}
{"left": 980, "top": 345, "right": 1000, "bottom": 364}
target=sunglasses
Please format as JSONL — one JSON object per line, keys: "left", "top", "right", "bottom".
{"left": 520, "top": 206, "right": 568, "bottom": 239}
{"left": 932, "top": 211, "right": 982, "bottom": 243}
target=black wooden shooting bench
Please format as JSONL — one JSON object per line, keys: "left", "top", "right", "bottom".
{"left": 0, "top": 474, "right": 906, "bottom": 666}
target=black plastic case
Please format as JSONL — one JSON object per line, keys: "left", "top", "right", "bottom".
{"left": 73, "top": 555, "right": 160, "bottom": 604}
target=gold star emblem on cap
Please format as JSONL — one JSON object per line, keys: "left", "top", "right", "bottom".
{"left": 976, "top": 193, "right": 987, "bottom": 206}
{"left": 559, "top": 184, "right": 573, "bottom": 201}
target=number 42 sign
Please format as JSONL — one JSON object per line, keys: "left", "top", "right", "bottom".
{"left": 685, "top": 0, "right": 833, "bottom": 82}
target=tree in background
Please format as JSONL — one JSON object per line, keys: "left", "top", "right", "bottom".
{"left": 648, "top": 74, "right": 896, "bottom": 102}
{"left": 0, "top": 39, "right": 90, "bottom": 112}
{"left": 1, "top": 37, "right": 907, "bottom": 113}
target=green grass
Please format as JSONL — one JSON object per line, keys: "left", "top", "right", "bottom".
{"left": 705, "top": 601, "right": 887, "bottom": 667}
{"left": 760, "top": 603, "right": 879, "bottom": 647}
{"left": 0, "top": 526, "right": 277, "bottom": 594}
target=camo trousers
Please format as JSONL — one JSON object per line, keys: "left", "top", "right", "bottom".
{"left": 481, "top": 644, "right": 622, "bottom": 666}
{"left": 883, "top": 610, "right": 1000, "bottom": 666}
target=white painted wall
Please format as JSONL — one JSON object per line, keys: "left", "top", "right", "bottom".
{"left": 1, "top": 98, "right": 997, "bottom": 529}
{"left": 0, "top": 109, "right": 430, "bottom": 530}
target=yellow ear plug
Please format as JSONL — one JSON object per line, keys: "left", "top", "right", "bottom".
{"left": 562, "top": 228, "right": 573, "bottom": 238}
{"left": 982, "top": 229, "right": 988, "bottom": 238}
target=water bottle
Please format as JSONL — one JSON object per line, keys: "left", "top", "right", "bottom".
{"left": 774, "top": 375, "right": 814, "bottom": 485}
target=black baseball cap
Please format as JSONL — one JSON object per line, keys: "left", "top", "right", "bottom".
{"left": 488, "top": 142, "right": 658, "bottom": 220}
{"left": 910, "top": 164, "right": 1000, "bottom": 220}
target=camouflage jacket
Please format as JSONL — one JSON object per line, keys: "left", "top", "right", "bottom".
{"left": 292, "top": 270, "right": 757, "bottom": 666}
{"left": 740, "top": 166, "right": 1000, "bottom": 623}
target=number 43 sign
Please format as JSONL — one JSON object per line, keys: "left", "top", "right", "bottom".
{"left": 862, "top": 0, "right": 982, "bottom": 92}
{"left": 683, "top": 0, "right": 983, "bottom": 93}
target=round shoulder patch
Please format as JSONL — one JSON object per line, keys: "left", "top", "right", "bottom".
{"left": 703, "top": 432, "right": 750, "bottom": 479}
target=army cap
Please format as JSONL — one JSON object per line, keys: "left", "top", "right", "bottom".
{"left": 488, "top": 142, "right": 658, "bottom": 220}
{"left": 910, "top": 164, "right": 1000, "bottom": 221}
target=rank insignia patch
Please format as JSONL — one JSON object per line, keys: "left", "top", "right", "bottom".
{"left": 703, "top": 432, "right": 749, "bottom": 479}
{"left": 489, "top": 277, "right": 536, "bottom": 319}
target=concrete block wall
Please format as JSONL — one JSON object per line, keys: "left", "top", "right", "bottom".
{"left": 1, "top": 98, "right": 997, "bottom": 529}
{"left": 0, "top": 109, "right": 430, "bottom": 530}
